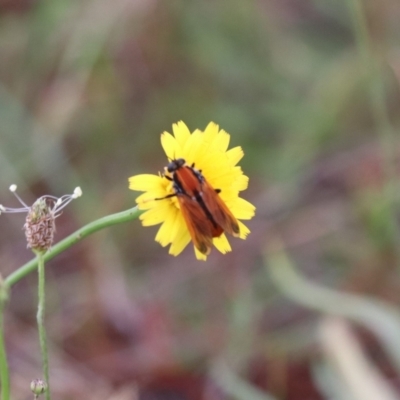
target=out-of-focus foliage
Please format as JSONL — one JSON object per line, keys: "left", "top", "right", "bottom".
{"left": 1, "top": 0, "right": 400, "bottom": 399}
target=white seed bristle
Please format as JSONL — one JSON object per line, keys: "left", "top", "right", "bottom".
{"left": 73, "top": 187, "right": 82, "bottom": 198}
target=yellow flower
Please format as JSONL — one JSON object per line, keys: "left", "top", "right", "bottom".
{"left": 129, "top": 121, "right": 256, "bottom": 260}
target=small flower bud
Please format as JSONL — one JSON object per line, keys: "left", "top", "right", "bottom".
{"left": 24, "top": 198, "right": 56, "bottom": 253}
{"left": 30, "top": 378, "right": 47, "bottom": 396}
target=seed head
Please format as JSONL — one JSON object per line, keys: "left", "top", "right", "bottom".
{"left": 24, "top": 198, "right": 56, "bottom": 252}
{"left": 0, "top": 185, "right": 82, "bottom": 253}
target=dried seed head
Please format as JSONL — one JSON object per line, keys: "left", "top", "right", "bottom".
{"left": 0, "top": 185, "right": 82, "bottom": 253}
{"left": 24, "top": 198, "right": 56, "bottom": 252}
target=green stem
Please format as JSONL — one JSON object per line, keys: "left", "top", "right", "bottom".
{"left": 36, "top": 252, "right": 50, "bottom": 400}
{"left": 0, "top": 280, "right": 10, "bottom": 400}
{"left": 5, "top": 206, "right": 142, "bottom": 288}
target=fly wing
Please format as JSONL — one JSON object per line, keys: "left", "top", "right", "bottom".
{"left": 201, "top": 181, "right": 240, "bottom": 237}
{"left": 177, "top": 195, "right": 215, "bottom": 255}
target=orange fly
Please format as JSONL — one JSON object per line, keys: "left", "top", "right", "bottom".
{"left": 157, "top": 158, "right": 240, "bottom": 255}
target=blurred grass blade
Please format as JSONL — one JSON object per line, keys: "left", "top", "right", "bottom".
{"left": 317, "top": 317, "right": 398, "bottom": 400}
{"left": 264, "top": 242, "right": 400, "bottom": 373}
{"left": 312, "top": 360, "right": 357, "bottom": 400}
{"left": 211, "top": 360, "right": 277, "bottom": 400}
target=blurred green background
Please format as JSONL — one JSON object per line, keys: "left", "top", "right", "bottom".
{"left": 1, "top": 0, "right": 400, "bottom": 399}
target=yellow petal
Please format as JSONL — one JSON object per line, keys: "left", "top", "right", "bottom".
{"left": 137, "top": 200, "right": 158, "bottom": 210}
{"left": 173, "top": 121, "right": 191, "bottom": 148}
{"left": 223, "top": 170, "right": 249, "bottom": 192}
{"left": 230, "top": 197, "right": 256, "bottom": 220}
{"left": 194, "top": 247, "right": 207, "bottom": 261}
{"left": 182, "top": 138, "right": 198, "bottom": 165}
{"left": 232, "top": 174, "right": 249, "bottom": 191}
{"left": 217, "top": 188, "right": 238, "bottom": 204}
{"left": 213, "top": 234, "right": 232, "bottom": 254}
{"left": 226, "top": 146, "right": 244, "bottom": 166}
{"left": 155, "top": 223, "right": 171, "bottom": 246}
{"left": 211, "top": 129, "right": 230, "bottom": 152}
{"left": 184, "top": 129, "right": 206, "bottom": 166}
{"left": 136, "top": 191, "right": 166, "bottom": 203}
{"left": 155, "top": 209, "right": 178, "bottom": 246}
{"left": 238, "top": 220, "right": 250, "bottom": 239}
{"left": 169, "top": 211, "right": 186, "bottom": 242}
{"left": 203, "top": 122, "right": 219, "bottom": 143}
{"left": 198, "top": 124, "right": 218, "bottom": 159}
{"left": 169, "top": 228, "right": 191, "bottom": 256}
{"left": 161, "top": 132, "right": 180, "bottom": 160}
{"left": 140, "top": 203, "right": 171, "bottom": 226}
{"left": 129, "top": 174, "right": 163, "bottom": 191}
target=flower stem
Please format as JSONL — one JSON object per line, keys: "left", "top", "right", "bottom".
{"left": 35, "top": 252, "right": 50, "bottom": 400}
{"left": 0, "top": 279, "right": 10, "bottom": 400}
{"left": 4, "top": 206, "right": 142, "bottom": 288}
